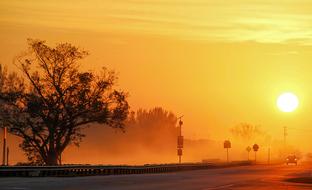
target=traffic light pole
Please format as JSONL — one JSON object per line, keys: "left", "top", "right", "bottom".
{"left": 178, "top": 118, "right": 182, "bottom": 164}
{"left": 177, "top": 116, "right": 184, "bottom": 164}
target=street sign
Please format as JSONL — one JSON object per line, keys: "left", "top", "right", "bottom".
{"left": 224, "top": 140, "right": 231, "bottom": 149}
{"left": 177, "top": 148, "right": 183, "bottom": 156}
{"left": 177, "top": 136, "right": 184, "bottom": 148}
{"left": 246, "top": 146, "right": 251, "bottom": 152}
{"left": 253, "top": 144, "right": 259, "bottom": 152}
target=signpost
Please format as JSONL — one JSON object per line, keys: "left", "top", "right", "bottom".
{"left": 253, "top": 144, "right": 259, "bottom": 163}
{"left": 224, "top": 140, "right": 231, "bottom": 163}
{"left": 246, "top": 146, "right": 251, "bottom": 161}
{"left": 177, "top": 116, "right": 184, "bottom": 164}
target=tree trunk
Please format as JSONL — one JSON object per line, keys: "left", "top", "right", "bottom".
{"left": 46, "top": 149, "right": 59, "bottom": 165}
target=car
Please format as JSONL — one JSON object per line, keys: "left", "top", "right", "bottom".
{"left": 286, "top": 155, "right": 298, "bottom": 165}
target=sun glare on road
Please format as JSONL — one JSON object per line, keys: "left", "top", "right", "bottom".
{"left": 277, "top": 92, "right": 299, "bottom": 113}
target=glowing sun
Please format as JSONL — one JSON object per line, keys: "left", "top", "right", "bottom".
{"left": 277, "top": 92, "right": 299, "bottom": 112}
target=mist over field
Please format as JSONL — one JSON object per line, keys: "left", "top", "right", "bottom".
{"left": 3, "top": 118, "right": 308, "bottom": 165}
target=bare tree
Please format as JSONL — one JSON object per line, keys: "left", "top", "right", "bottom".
{"left": 0, "top": 39, "right": 129, "bottom": 165}
{"left": 230, "top": 123, "right": 263, "bottom": 143}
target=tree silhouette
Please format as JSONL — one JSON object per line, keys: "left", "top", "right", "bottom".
{"left": 0, "top": 39, "right": 129, "bottom": 165}
{"left": 127, "top": 107, "right": 178, "bottom": 148}
{"left": 230, "top": 123, "right": 263, "bottom": 143}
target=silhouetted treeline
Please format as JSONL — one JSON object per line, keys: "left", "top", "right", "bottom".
{"left": 126, "top": 107, "right": 178, "bottom": 149}
{"left": 61, "top": 107, "right": 179, "bottom": 164}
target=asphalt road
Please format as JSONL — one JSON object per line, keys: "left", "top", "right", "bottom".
{"left": 0, "top": 164, "right": 312, "bottom": 190}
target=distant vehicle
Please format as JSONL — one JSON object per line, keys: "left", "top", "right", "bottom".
{"left": 286, "top": 155, "right": 298, "bottom": 165}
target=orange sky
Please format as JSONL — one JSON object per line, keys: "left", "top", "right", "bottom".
{"left": 1, "top": 0, "right": 312, "bottom": 155}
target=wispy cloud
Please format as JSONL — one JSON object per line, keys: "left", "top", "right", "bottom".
{"left": 1, "top": 0, "right": 312, "bottom": 44}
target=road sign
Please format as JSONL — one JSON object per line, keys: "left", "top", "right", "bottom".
{"left": 253, "top": 144, "right": 259, "bottom": 152}
{"left": 177, "top": 148, "right": 183, "bottom": 156}
{"left": 224, "top": 140, "right": 231, "bottom": 149}
{"left": 177, "top": 136, "right": 184, "bottom": 148}
{"left": 253, "top": 144, "right": 259, "bottom": 163}
{"left": 246, "top": 146, "right": 251, "bottom": 152}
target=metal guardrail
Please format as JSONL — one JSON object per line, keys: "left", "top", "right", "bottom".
{"left": 0, "top": 161, "right": 252, "bottom": 177}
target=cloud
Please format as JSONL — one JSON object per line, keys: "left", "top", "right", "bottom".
{"left": 1, "top": 0, "right": 312, "bottom": 44}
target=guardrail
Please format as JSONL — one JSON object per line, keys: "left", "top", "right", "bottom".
{"left": 0, "top": 161, "right": 252, "bottom": 177}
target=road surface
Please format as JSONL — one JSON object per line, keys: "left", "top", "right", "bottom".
{"left": 0, "top": 164, "right": 312, "bottom": 190}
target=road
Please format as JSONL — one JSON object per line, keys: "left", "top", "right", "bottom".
{"left": 0, "top": 164, "right": 311, "bottom": 190}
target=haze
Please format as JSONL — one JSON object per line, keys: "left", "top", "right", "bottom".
{"left": 1, "top": 0, "right": 312, "bottom": 165}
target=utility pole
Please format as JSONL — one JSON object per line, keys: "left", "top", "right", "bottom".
{"left": 2, "top": 127, "right": 7, "bottom": 166}
{"left": 283, "top": 126, "right": 287, "bottom": 147}
{"left": 268, "top": 147, "right": 271, "bottom": 165}
{"left": 283, "top": 126, "right": 287, "bottom": 157}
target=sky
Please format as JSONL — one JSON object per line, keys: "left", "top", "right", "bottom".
{"left": 1, "top": 0, "right": 312, "bottom": 163}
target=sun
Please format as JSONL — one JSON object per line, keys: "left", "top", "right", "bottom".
{"left": 277, "top": 92, "right": 299, "bottom": 113}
